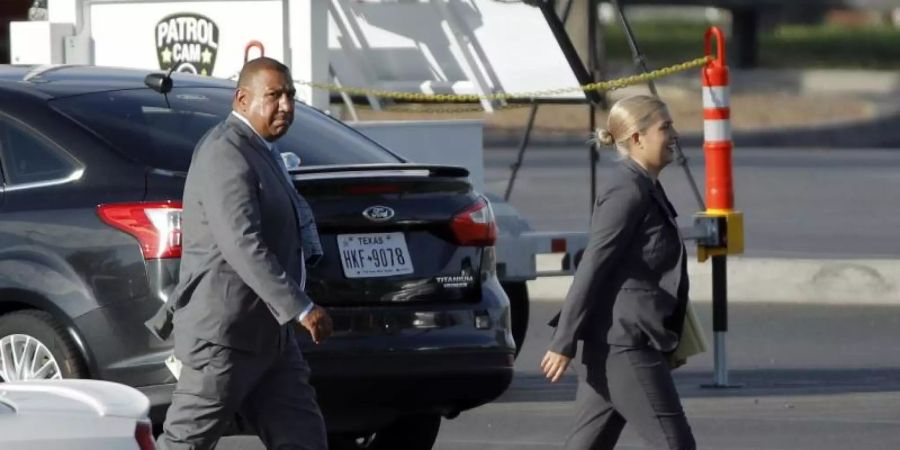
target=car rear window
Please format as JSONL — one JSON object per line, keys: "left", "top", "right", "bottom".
{"left": 49, "top": 87, "right": 402, "bottom": 172}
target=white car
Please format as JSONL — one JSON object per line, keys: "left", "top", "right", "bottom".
{"left": 0, "top": 379, "right": 155, "bottom": 449}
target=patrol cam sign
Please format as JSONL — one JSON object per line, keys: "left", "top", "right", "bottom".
{"left": 155, "top": 13, "right": 219, "bottom": 75}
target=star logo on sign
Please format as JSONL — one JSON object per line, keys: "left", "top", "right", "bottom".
{"left": 201, "top": 48, "right": 212, "bottom": 64}
{"left": 161, "top": 47, "right": 172, "bottom": 64}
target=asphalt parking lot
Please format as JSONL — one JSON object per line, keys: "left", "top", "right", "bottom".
{"left": 218, "top": 300, "right": 900, "bottom": 449}
{"left": 433, "top": 300, "right": 900, "bottom": 450}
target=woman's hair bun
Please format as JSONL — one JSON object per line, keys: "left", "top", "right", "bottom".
{"left": 594, "top": 128, "right": 616, "bottom": 146}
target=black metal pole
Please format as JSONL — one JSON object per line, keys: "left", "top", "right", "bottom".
{"left": 707, "top": 254, "right": 738, "bottom": 387}
{"left": 535, "top": 1, "right": 603, "bottom": 105}
{"left": 698, "top": 252, "right": 739, "bottom": 389}
{"left": 534, "top": 0, "right": 603, "bottom": 214}
{"left": 504, "top": 104, "right": 540, "bottom": 201}
{"left": 588, "top": 0, "right": 599, "bottom": 212}
{"left": 712, "top": 255, "right": 727, "bottom": 332}
{"left": 610, "top": 0, "right": 706, "bottom": 212}
{"left": 504, "top": 0, "right": 579, "bottom": 203}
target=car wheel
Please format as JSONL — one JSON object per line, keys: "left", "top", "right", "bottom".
{"left": 329, "top": 414, "right": 442, "bottom": 450}
{"left": 0, "top": 310, "right": 87, "bottom": 382}
{"left": 502, "top": 281, "right": 529, "bottom": 358}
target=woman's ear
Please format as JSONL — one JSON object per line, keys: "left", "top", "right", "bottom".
{"left": 631, "top": 132, "right": 642, "bottom": 148}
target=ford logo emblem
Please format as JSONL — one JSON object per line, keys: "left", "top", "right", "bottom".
{"left": 362, "top": 206, "right": 395, "bottom": 222}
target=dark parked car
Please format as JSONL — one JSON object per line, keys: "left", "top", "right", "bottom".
{"left": 0, "top": 65, "right": 514, "bottom": 448}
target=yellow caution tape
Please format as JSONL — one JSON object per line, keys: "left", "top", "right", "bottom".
{"left": 297, "top": 56, "right": 711, "bottom": 103}
{"left": 355, "top": 103, "right": 533, "bottom": 114}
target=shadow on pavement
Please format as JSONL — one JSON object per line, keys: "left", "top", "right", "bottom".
{"left": 498, "top": 366, "right": 900, "bottom": 403}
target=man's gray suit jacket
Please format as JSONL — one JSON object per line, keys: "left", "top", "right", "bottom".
{"left": 164, "top": 115, "right": 317, "bottom": 354}
{"left": 549, "top": 158, "right": 689, "bottom": 358}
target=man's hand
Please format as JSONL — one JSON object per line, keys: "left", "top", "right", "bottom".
{"left": 540, "top": 350, "right": 572, "bottom": 383}
{"left": 300, "top": 305, "right": 333, "bottom": 344}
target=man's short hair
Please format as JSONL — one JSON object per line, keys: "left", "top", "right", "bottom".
{"left": 237, "top": 57, "right": 291, "bottom": 89}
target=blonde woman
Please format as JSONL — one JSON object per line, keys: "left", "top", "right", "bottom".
{"left": 542, "top": 95, "right": 696, "bottom": 449}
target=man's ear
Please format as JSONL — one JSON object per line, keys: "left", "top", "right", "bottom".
{"left": 234, "top": 88, "right": 247, "bottom": 111}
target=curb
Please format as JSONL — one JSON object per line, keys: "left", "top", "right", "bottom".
{"left": 527, "top": 257, "right": 900, "bottom": 305}
{"left": 484, "top": 108, "right": 900, "bottom": 149}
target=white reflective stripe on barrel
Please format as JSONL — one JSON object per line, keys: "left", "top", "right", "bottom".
{"left": 704, "top": 119, "right": 732, "bottom": 142}
{"left": 702, "top": 86, "right": 730, "bottom": 109}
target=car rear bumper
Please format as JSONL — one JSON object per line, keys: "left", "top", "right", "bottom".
{"left": 139, "top": 279, "right": 515, "bottom": 430}
{"left": 139, "top": 348, "right": 514, "bottom": 430}
{"left": 309, "top": 349, "right": 514, "bottom": 433}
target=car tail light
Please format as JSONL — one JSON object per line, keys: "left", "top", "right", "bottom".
{"left": 97, "top": 201, "right": 183, "bottom": 259}
{"left": 135, "top": 421, "right": 156, "bottom": 450}
{"left": 451, "top": 197, "right": 497, "bottom": 246}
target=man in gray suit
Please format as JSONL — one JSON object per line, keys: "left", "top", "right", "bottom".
{"left": 155, "top": 57, "right": 332, "bottom": 450}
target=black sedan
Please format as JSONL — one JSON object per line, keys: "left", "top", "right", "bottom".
{"left": 0, "top": 65, "right": 514, "bottom": 449}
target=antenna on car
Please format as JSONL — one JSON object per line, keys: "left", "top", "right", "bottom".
{"left": 144, "top": 65, "right": 177, "bottom": 94}
{"left": 144, "top": 65, "right": 177, "bottom": 107}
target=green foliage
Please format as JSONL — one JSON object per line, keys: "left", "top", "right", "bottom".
{"left": 603, "top": 21, "right": 900, "bottom": 69}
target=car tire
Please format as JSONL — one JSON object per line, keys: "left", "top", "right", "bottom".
{"left": 502, "top": 281, "right": 529, "bottom": 358}
{"left": 329, "top": 414, "right": 441, "bottom": 450}
{"left": 0, "top": 310, "right": 87, "bottom": 382}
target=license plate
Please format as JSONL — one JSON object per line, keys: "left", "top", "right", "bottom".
{"left": 337, "top": 232, "right": 414, "bottom": 278}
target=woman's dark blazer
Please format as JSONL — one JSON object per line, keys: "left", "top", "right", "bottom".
{"left": 549, "top": 158, "right": 689, "bottom": 358}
